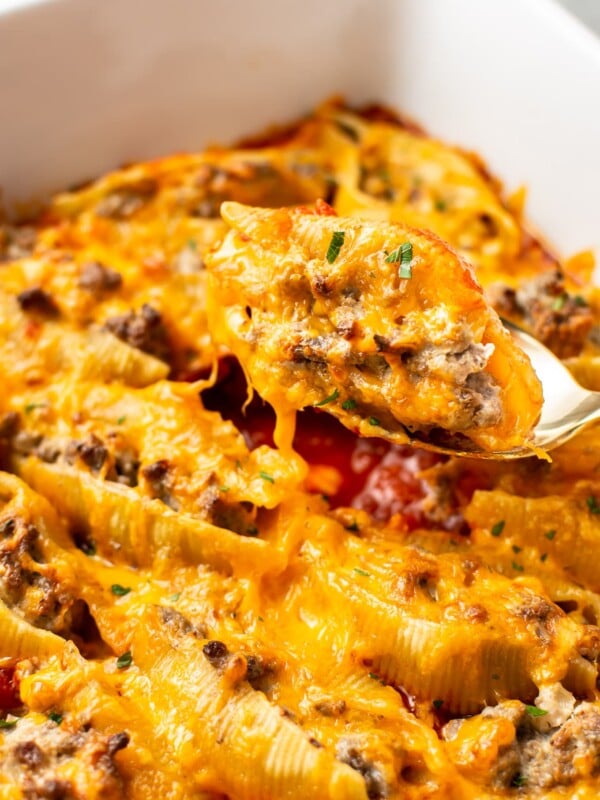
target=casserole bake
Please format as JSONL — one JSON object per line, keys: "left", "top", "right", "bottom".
{"left": 0, "top": 97, "right": 599, "bottom": 799}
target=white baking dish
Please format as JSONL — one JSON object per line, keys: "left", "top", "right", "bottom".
{"left": 0, "top": 0, "right": 599, "bottom": 261}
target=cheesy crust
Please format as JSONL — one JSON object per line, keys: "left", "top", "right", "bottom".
{"left": 0, "top": 101, "right": 598, "bottom": 799}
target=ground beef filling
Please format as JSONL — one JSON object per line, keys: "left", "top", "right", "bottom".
{"left": 103, "top": 304, "right": 172, "bottom": 364}
{"left": 0, "top": 717, "right": 128, "bottom": 800}
{"left": 490, "top": 269, "right": 593, "bottom": 359}
{"left": 445, "top": 694, "right": 600, "bottom": 791}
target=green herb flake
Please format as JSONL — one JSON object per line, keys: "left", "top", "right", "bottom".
{"left": 315, "top": 388, "right": 340, "bottom": 407}
{"left": 245, "top": 525, "right": 259, "bottom": 537}
{"left": 336, "top": 120, "right": 359, "bottom": 142}
{"left": 400, "top": 242, "right": 413, "bottom": 261}
{"left": 116, "top": 651, "right": 133, "bottom": 670}
{"left": 587, "top": 495, "right": 600, "bottom": 514}
{"left": 111, "top": 584, "right": 131, "bottom": 597}
{"left": 168, "top": 592, "right": 181, "bottom": 602}
{"left": 48, "top": 711, "right": 63, "bottom": 725}
{"left": 385, "top": 242, "right": 413, "bottom": 279}
{"left": 353, "top": 567, "right": 371, "bottom": 577}
{"left": 187, "top": 238, "right": 198, "bottom": 251}
{"left": 552, "top": 294, "right": 568, "bottom": 311}
{"left": 257, "top": 615, "right": 264, "bottom": 622}
{"left": 326, "top": 231, "right": 345, "bottom": 264}
{"left": 24, "top": 402, "right": 45, "bottom": 414}
{"left": 341, "top": 398, "right": 357, "bottom": 411}
{"left": 398, "top": 242, "right": 414, "bottom": 279}
{"left": 540, "top": 552, "right": 548, "bottom": 562}
{"left": 512, "top": 545, "right": 522, "bottom": 554}
{"left": 259, "top": 471, "right": 275, "bottom": 484}
{"left": 512, "top": 561, "right": 524, "bottom": 572}
{"left": 574, "top": 295, "right": 588, "bottom": 307}
{"left": 219, "top": 485, "right": 230, "bottom": 493}
{"left": 525, "top": 705, "right": 548, "bottom": 718}
{"left": 0, "top": 719, "right": 17, "bottom": 729}
{"left": 368, "top": 416, "right": 381, "bottom": 427}
{"left": 491, "top": 520, "right": 505, "bottom": 537}
{"left": 432, "top": 699, "right": 444, "bottom": 710}
{"left": 544, "top": 529, "right": 556, "bottom": 541}
{"left": 116, "top": 415, "right": 126, "bottom": 425}
{"left": 512, "top": 773, "right": 526, "bottom": 787}
{"left": 434, "top": 199, "right": 447, "bottom": 212}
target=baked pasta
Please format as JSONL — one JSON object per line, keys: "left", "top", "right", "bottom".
{"left": 0, "top": 99, "right": 599, "bottom": 799}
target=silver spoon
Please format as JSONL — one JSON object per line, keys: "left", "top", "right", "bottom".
{"left": 406, "top": 320, "right": 600, "bottom": 460}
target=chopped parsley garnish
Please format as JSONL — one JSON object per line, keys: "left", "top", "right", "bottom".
{"left": 116, "top": 651, "right": 133, "bottom": 670}
{"left": 544, "top": 529, "right": 556, "bottom": 540}
{"left": 551, "top": 294, "right": 567, "bottom": 311}
{"left": 336, "top": 120, "right": 359, "bottom": 141}
{"left": 525, "top": 705, "right": 548, "bottom": 717}
{"left": 587, "top": 495, "right": 600, "bottom": 514}
{"left": 512, "top": 545, "right": 522, "bottom": 554}
{"left": 386, "top": 241, "right": 413, "bottom": 279}
{"left": 24, "top": 402, "right": 45, "bottom": 414}
{"left": 116, "top": 415, "right": 126, "bottom": 425}
{"left": 259, "top": 471, "right": 275, "bottom": 484}
{"left": 187, "top": 238, "right": 198, "bottom": 250}
{"left": 219, "top": 485, "right": 230, "bottom": 493}
{"left": 490, "top": 520, "right": 505, "bottom": 537}
{"left": 540, "top": 553, "right": 548, "bottom": 562}
{"left": 512, "top": 561, "right": 524, "bottom": 572}
{"left": 432, "top": 699, "right": 444, "bottom": 710}
{"left": 48, "top": 711, "right": 63, "bottom": 725}
{"left": 512, "top": 773, "right": 526, "bottom": 787}
{"left": 368, "top": 416, "right": 381, "bottom": 427}
{"left": 353, "top": 568, "right": 371, "bottom": 577}
{"left": 434, "top": 199, "right": 447, "bottom": 212}
{"left": 168, "top": 592, "right": 181, "bottom": 602}
{"left": 0, "top": 719, "right": 17, "bottom": 729}
{"left": 399, "top": 242, "right": 413, "bottom": 278}
{"left": 573, "top": 295, "right": 587, "bottom": 307}
{"left": 341, "top": 398, "right": 357, "bottom": 411}
{"left": 315, "top": 389, "right": 340, "bottom": 406}
{"left": 111, "top": 584, "right": 131, "bottom": 597}
{"left": 326, "top": 231, "right": 345, "bottom": 264}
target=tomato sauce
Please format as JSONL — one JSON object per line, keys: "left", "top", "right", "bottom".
{"left": 0, "top": 666, "right": 20, "bottom": 711}
{"left": 202, "top": 358, "right": 457, "bottom": 528}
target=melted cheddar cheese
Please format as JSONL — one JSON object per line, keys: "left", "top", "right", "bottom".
{"left": 206, "top": 201, "right": 542, "bottom": 453}
{"left": 0, "top": 100, "right": 598, "bottom": 800}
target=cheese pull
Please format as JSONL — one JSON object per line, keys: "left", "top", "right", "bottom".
{"left": 206, "top": 202, "right": 543, "bottom": 454}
